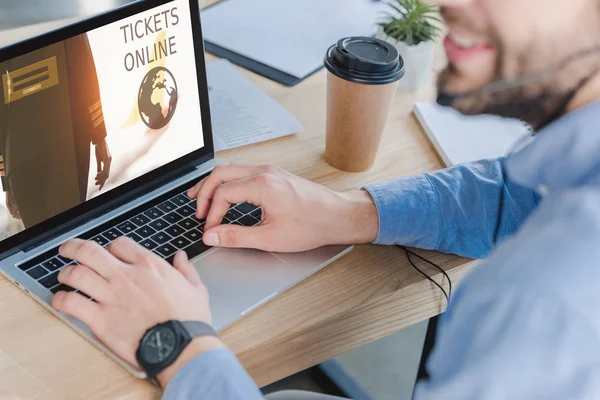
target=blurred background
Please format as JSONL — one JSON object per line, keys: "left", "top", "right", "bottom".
{"left": 0, "top": 0, "right": 133, "bottom": 29}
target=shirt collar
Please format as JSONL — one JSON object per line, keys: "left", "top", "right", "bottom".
{"left": 505, "top": 100, "right": 600, "bottom": 194}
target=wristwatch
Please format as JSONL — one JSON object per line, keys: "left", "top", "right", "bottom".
{"left": 136, "top": 320, "right": 218, "bottom": 381}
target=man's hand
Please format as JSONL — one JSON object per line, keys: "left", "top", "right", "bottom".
{"left": 94, "top": 139, "right": 112, "bottom": 190}
{"left": 188, "top": 164, "right": 379, "bottom": 252}
{"left": 52, "top": 238, "right": 224, "bottom": 387}
{"left": 5, "top": 191, "right": 20, "bottom": 220}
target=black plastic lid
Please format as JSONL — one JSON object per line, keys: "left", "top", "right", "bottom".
{"left": 324, "top": 37, "right": 404, "bottom": 85}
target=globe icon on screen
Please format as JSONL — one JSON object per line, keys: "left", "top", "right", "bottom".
{"left": 138, "top": 66, "right": 178, "bottom": 129}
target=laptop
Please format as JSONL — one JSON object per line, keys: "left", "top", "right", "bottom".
{"left": 0, "top": 0, "right": 352, "bottom": 377}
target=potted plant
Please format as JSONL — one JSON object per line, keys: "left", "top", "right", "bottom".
{"left": 376, "top": 0, "right": 442, "bottom": 91}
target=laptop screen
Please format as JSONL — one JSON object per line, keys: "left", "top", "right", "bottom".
{"left": 0, "top": 0, "right": 206, "bottom": 243}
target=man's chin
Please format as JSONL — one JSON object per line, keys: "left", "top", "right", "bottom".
{"left": 435, "top": 59, "right": 578, "bottom": 128}
{"left": 436, "top": 67, "right": 481, "bottom": 114}
{"left": 436, "top": 88, "right": 487, "bottom": 116}
{"left": 436, "top": 84, "right": 572, "bottom": 129}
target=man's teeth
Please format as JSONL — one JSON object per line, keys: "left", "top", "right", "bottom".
{"left": 450, "top": 33, "right": 480, "bottom": 49}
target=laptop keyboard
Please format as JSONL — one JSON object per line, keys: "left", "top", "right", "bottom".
{"left": 16, "top": 179, "right": 262, "bottom": 296}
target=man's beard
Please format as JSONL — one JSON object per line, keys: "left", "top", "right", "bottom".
{"left": 436, "top": 48, "right": 600, "bottom": 131}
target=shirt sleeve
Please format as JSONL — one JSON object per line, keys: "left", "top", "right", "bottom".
{"left": 363, "top": 158, "right": 540, "bottom": 259}
{"left": 162, "top": 348, "right": 264, "bottom": 400}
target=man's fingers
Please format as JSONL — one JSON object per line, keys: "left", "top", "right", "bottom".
{"left": 94, "top": 145, "right": 111, "bottom": 190}
{"left": 96, "top": 172, "right": 108, "bottom": 190}
{"left": 187, "top": 177, "right": 206, "bottom": 199}
{"left": 52, "top": 291, "right": 104, "bottom": 331}
{"left": 204, "top": 175, "right": 267, "bottom": 229}
{"left": 189, "top": 164, "right": 255, "bottom": 198}
{"left": 172, "top": 251, "right": 202, "bottom": 286}
{"left": 95, "top": 165, "right": 109, "bottom": 189}
{"left": 203, "top": 224, "right": 269, "bottom": 250}
{"left": 96, "top": 168, "right": 109, "bottom": 181}
{"left": 59, "top": 239, "right": 124, "bottom": 280}
{"left": 58, "top": 264, "right": 112, "bottom": 303}
{"left": 193, "top": 165, "right": 259, "bottom": 219}
{"left": 8, "top": 205, "right": 20, "bottom": 219}
{"left": 107, "top": 237, "right": 158, "bottom": 267}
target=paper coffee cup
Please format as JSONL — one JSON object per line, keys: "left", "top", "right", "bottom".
{"left": 324, "top": 37, "right": 404, "bottom": 172}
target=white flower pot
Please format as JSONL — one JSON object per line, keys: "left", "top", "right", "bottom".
{"left": 376, "top": 28, "right": 435, "bottom": 91}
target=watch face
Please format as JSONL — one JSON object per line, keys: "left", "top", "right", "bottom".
{"left": 141, "top": 325, "right": 178, "bottom": 365}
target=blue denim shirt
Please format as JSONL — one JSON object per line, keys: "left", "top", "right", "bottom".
{"left": 163, "top": 100, "right": 600, "bottom": 399}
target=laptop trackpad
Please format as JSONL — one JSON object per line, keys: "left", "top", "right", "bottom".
{"left": 191, "top": 248, "right": 297, "bottom": 331}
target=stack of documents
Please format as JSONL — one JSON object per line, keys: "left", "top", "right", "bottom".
{"left": 206, "top": 59, "right": 304, "bottom": 151}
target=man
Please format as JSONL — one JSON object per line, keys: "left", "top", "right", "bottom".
{"left": 49, "top": 0, "right": 600, "bottom": 398}
{"left": 0, "top": 33, "right": 111, "bottom": 230}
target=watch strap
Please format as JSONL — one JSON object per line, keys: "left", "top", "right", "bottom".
{"left": 180, "top": 320, "right": 219, "bottom": 339}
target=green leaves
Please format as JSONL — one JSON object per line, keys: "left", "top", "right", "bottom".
{"left": 378, "top": 0, "right": 442, "bottom": 46}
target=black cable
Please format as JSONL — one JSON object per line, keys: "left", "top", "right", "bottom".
{"left": 400, "top": 246, "right": 450, "bottom": 304}
{"left": 404, "top": 249, "right": 448, "bottom": 303}
{"left": 404, "top": 247, "right": 452, "bottom": 301}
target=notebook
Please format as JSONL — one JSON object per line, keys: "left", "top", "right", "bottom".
{"left": 413, "top": 102, "right": 531, "bottom": 167}
{"left": 201, "top": 0, "right": 387, "bottom": 86}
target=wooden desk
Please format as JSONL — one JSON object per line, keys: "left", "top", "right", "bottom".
{"left": 0, "top": 10, "right": 476, "bottom": 400}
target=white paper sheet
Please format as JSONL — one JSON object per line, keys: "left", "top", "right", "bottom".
{"left": 201, "top": 0, "right": 388, "bottom": 79}
{"left": 413, "top": 102, "right": 531, "bottom": 167}
{"left": 206, "top": 59, "right": 305, "bottom": 151}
